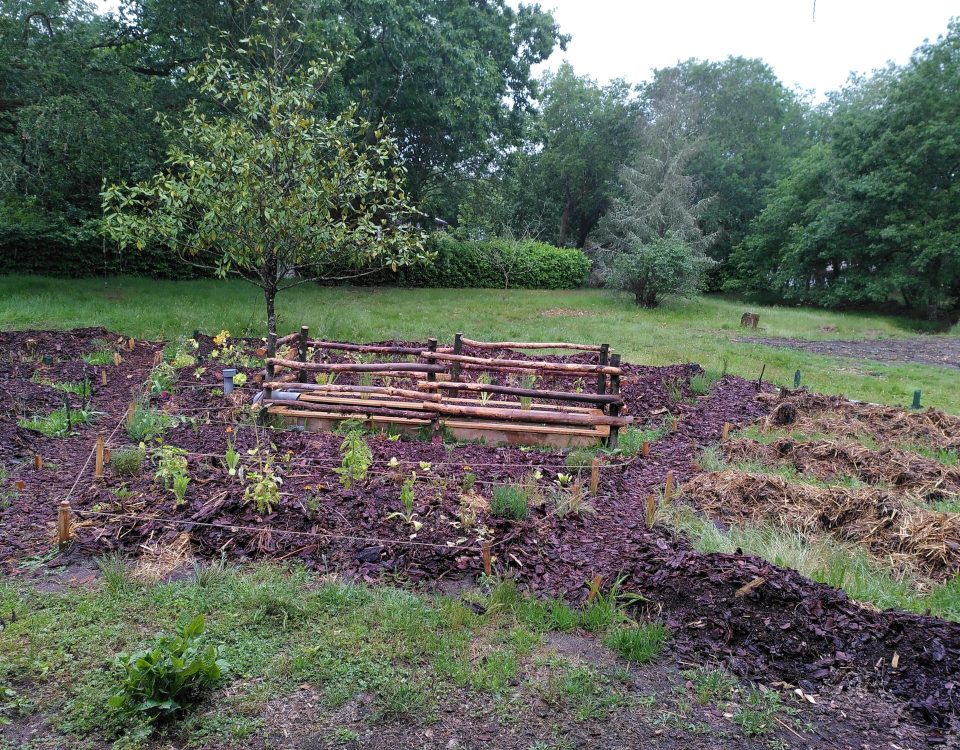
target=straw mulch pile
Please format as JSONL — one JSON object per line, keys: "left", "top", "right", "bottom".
{"left": 722, "top": 437, "right": 960, "bottom": 500}
{"left": 760, "top": 391, "right": 960, "bottom": 451}
{"left": 681, "top": 471, "right": 960, "bottom": 580}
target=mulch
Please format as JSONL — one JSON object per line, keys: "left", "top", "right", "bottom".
{"left": 0, "top": 329, "right": 957, "bottom": 737}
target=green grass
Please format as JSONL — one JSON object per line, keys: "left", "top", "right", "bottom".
{"left": 658, "top": 503, "right": 960, "bottom": 620}
{"left": 603, "top": 623, "right": 668, "bottom": 663}
{"left": 17, "top": 406, "right": 93, "bottom": 437}
{"left": 0, "top": 275, "right": 955, "bottom": 412}
{"left": 490, "top": 483, "right": 531, "bottom": 520}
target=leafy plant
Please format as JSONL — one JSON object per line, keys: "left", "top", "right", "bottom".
{"left": 578, "top": 574, "right": 647, "bottom": 632}
{"left": 108, "top": 614, "right": 227, "bottom": 725}
{"left": 314, "top": 372, "right": 338, "bottom": 386}
{"left": 461, "top": 471, "right": 476, "bottom": 493}
{"left": 232, "top": 372, "right": 248, "bottom": 387}
{"left": 148, "top": 362, "right": 177, "bottom": 394}
{"left": 565, "top": 447, "right": 596, "bottom": 474}
{"left": 386, "top": 472, "right": 423, "bottom": 532}
{"left": 224, "top": 441, "right": 240, "bottom": 477}
{"left": 153, "top": 445, "right": 189, "bottom": 502}
{"left": 244, "top": 450, "right": 282, "bottom": 514}
{"left": 82, "top": 349, "right": 115, "bottom": 366}
{"left": 553, "top": 482, "right": 593, "bottom": 517}
{"left": 519, "top": 373, "right": 538, "bottom": 410}
{"left": 111, "top": 447, "right": 145, "bottom": 477}
{"left": 490, "top": 483, "right": 529, "bottom": 520}
{"left": 18, "top": 407, "right": 92, "bottom": 437}
{"left": 172, "top": 473, "right": 191, "bottom": 506}
{"left": 335, "top": 428, "right": 372, "bottom": 488}
{"left": 126, "top": 405, "right": 176, "bottom": 442}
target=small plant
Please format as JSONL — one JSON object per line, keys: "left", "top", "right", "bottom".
{"left": 386, "top": 472, "right": 422, "bottom": 532}
{"left": 578, "top": 574, "right": 646, "bottom": 632}
{"left": 553, "top": 482, "right": 593, "bottom": 517}
{"left": 314, "top": 372, "right": 338, "bottom": 386}
{"left": 490, "top": 483, "right": 529, "bottom": 520}
{"left": 733, "top": 687, "right": 785, "bottom": 736}
{"left": 461, "top": 471, "right": 476, "bottom": 493}
{"left": 565, "top": 447, "right": 596, "bottom": 474}
{"left": 148, "top": 362, "right": 178, "bottom": 394}
{"left": 617, "top": 424, "right": 668, "bottom": 456}
{"left": 224, "top": 441, "right": 240, "bottom": 477}
{"left": 519, "top": 374, "right": 537, "bottom": 410}
{"left": 172, "top": 472, "right": 191, "bottom": 506}
{"left": 232, "top": 372, "right": 248, "bottom": 387}
{"left": 111, "top": 447, "right": 145, "bottom": 477}
{"left": 335, "top": 428, "right": 372, "bottom": 488}
{"left": 681, "top": 667, "right": 737, "bottom": 705}
{"left": 477, "top": 372, "right": 493, "bottom": 404}
{"left": 126, "top": 405, "right": 176, "bottom": 442}
{"left": 153, "top": 445, "right": 189, "bottom": 501}
{"left": 603, "top": 622, "right": 668, "bottom": 663}
{"left": 108, "top": 614, "right": 227, "bottom": 726}
{"left": 82, "top": 349, "right": 115, "bottom": 366}
{"left": 18, "top": 407, "right": 92, "bottom": 437}
{"left": 555, "top": 472, "right": 573, "bottom": 487}
{"left": 244, "top": 450, "right": 282, "bottom": 514}
{"left": 664, "top": 377, "right": 684, "bottom": 402}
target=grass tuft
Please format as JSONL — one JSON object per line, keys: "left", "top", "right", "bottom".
{"left": 603, "top": 622, "right": 668, "bottom": 663}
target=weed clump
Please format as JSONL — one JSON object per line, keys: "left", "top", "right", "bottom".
{"left": 111, "top": 447, "right": 145, "bottom": 477}
{"left": 604, "top": 622, "right": 669, "bottom": 663}
{"left": 490, "top": 483, "right": 530, "bottom": 520}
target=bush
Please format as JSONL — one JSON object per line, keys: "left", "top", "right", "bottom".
{"left": 111, "top": 447, "right": 145, "bottom": 477}
{"left": 605, "top": 234, "right": 713, "bottom": 307}
{"left": 490, "top": 484, "right": 530, "bottom": 520}
{"left": 603, "top": 622, "right": 669, "bottom": 662}
{"left": 357, "top": 234, "right": 591, "bottom": 289}
{"left": 126, "top": 405, "right": 176, "bottom": 442}
{"left": 108, "top": 615, "right": 226, "bottom": 725}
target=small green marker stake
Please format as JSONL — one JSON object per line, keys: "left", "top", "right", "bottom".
{"left": 794, "top": 369, "right": 801, "bottom": 388}
{"left": 911, "top": 390, "right": 922, "bottom": 410}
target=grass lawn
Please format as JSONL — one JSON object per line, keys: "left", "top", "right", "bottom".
{"left": 1, "top": 274, "right": 957, "bottom": 412}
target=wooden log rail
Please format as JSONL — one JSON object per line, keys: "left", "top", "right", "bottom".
{"left": 263, "top": 381, "right": 442, "bottom": 402}
{"left": 419, "top": 380, "right": 622, "bottom": 406}
{"left": 460, "top": 338, "right": 604, "bottom": 352}
{"left": 421, "top": 351, "right": 621, "bottom": 377}
{"left": 305, "top": 340, "right": 424, "bottom": 356}
{"left": 267, "top": 357, "right": 445, "bottom": 374}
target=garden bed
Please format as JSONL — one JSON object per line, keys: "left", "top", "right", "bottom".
{"left": 0, "top": 329, "right": 957, "bottom": 740}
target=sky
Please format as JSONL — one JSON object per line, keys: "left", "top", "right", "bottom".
{"left": 532, "top": 0, "right": 957, "bottom": 99}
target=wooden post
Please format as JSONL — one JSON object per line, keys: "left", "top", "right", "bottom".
{"left": 672, "top": 417, "right": 679, "bottom": 432}
{"left": 57, "top": 500, "right": 72, "bottom": 548}
{"left": 596, "top": 344, "right": 610, "bottom": 398}
{"left": 606, "top": 354, "right": 621, "bottom": 449}
{"left": 112, "top": 352, "right": 122, "bottom": 366}
{"left": 128, "top": 337, "right": 136, "bottom": 352}
{"left": 664, "top": 471, "right": 674, "bottom": 504}
{"left": 645, "top": 494, "right": 656, "bottom": 528}
{"left": 482, "top": 540, "right": 492, "bottom": 576}
{"left": 641, "top": 440, "right": 650, "bottom": 457}
{"left": 104, "top": 447, "right": 111, "bottom": 464}
{"left": 126, "top": 402, "right": 136, "bottom": 427}
{"left": 426, "top": 338, "right": 438, "bottom": 383}
{"left": 590, "top": 457, "right": 600, "bottom": 495}
{"left": 14, "top": 480, "right": 25, "bottom": 491}
{"left": 587, "top": 574, "right": 603, "bottom": 602}
{"left": 95, "top": 436, "right": 105, "bottom": 478}
{"left": 63, "top": 394, "right": 71, "bottom": 432}
{"left": 100, "top": 369, "right": 107, "bottom": 386}
{"left": 721, "top": 422, "right": 731, "bottom": 441}
{"left": 34, "top": 454, "right": 42, "bottom": 470}
{"left": 450, "top": 333, "right": 463, "bottom": 396}
{"left": 297, "top": 326, "right": 309, "bottom": 384}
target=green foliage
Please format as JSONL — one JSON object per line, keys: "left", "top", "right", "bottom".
{"left": 18, "top": 407, "right": 92, "bottom": 437}
{"left": 603, "top": 623, "right": 668, "bottom": 663}
{"left": 605, "top": 234, "right": 714, "bottom": 307}
{"left": 243, "top": 451, "right": 282, "bottom": 514}
{"left": 386, "top": 472, "right": 422, "bottom": 531}
{"left": 82, "top": 349, "right": 115, "bottom": 366}
{"left": 681, "top": 667, "right": 737, "bottom": 705}
{"left": 153, "top": 445, "right": 189, "bottom": 504}
{"left": 578, "top": 575, "right": 645, "bottom": 632}
{"left": 361, "top": 234, "right": 591, "bottom": 289}
{"left": 732, "top": 688, "right": 785, "bottom": 736}
{"left": 108, "top": 615, "right": 227, "bottom": 726}
{"left": 490, "top": 483, "right": 530, "bottom": 520}
{"left": 111, "top": 448, "right": 146, "bottom": 477}
{"left": 565, "top": 447, "right": 597, "bottom": 473}
{"left": 148, "top": 362, "right": 178, "bottom": 394}
{"left": 126, "top": 405, "right": 176, "bottom": 442}
{"left": 335, "top": 429, "right": 372, "bottom": 488}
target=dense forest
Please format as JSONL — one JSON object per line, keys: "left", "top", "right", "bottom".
{"left": 1, "top": 1, "right": 958, "bottom": 319}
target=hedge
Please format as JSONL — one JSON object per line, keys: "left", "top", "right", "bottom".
{"left": 356, "top": 235, "right": 591, "bottom": 289}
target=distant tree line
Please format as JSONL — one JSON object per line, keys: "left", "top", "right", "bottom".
{"left": 0, "top": 1, "right": 957, "bottom": 319}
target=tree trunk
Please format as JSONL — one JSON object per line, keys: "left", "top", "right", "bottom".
{"left": 576, "top": 204, "right": 604, "bottom": 249}
{"left": 558, "top": 191, "right": 573, "bottom": 247}
{"left": 264, "top": 284, "right": 278, "bottom": 380}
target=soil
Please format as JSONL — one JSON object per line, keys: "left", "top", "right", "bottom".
{"left": 735, "top": 334, "right": 960, "bottom": 370}
{"left": 1, "top": 329, "right": 959, "bottom": 746}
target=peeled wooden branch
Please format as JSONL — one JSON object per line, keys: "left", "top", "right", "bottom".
{"left": 420, "top": 380, "right": 622, "bottom": 405}
{"left": 421, "top": 351, "right": 621, "bottom": 376}
{"left": 461, "top": 338, "right": 604, "bottom": 352}
{"left": 263, "top": 382, "right": 441, "bottom": 402}
{"left": 421, "top": 401, "right": 632, "bottom": 427}
{"left": 267, "top": 357, "right": 445, "bottom": 374}
{"left": 263, "top": 399, "right": 429, "bottom": 422}
{"left": 307, "top": 340, "right": 424, "bottom": 356}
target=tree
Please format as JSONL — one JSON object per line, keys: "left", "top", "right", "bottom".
{"left": 606, "top": 234, "right": 712, "bottom": 307}
{"left": 536, "top": 63, "right": 638, "bottom": 247}
{"left": 102, "top": 20, "right": 427, "bottom": 359}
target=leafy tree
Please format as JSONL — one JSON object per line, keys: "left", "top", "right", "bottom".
{"left": 102, "top": 21, "right": 426, "bottom": 359}
{"left": 535, "top": 63, "right": 638, "bottom": 247}
{"left": 606, "top": 234, "right": 712, "bottom": 307}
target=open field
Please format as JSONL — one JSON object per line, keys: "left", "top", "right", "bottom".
{"left": 0, "top": 275, "right": 957, "bottom": 413}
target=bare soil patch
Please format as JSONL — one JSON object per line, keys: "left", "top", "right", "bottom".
{"left": 735, "top": 334, "right": 960, "bottom": 369}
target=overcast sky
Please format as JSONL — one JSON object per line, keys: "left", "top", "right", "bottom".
{"left": 533, "top": 1, "right": 957, "bottom": 99}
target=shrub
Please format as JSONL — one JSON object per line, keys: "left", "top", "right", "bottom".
{"left": 108, "top": 615, "right": 226, "bottom": 725}
{"left": 126, "top": 405, "right": 175, "bottom": 442}
{"left": 111, "top": 447, "right": 145, "bottom": 477}
{"left": 335, "top": 428, "right": 372, "bottom": 488}
{"left": 490, "top": 483, "right": 530, "bottom": 520}
{"left": 356, "top": 234, "right": 590, "bottom": 289}
{"left": 605, "top": 234, "right": 713, "bottom": 307}
{"left": 18, "top": 407, "right": 92, "bottom": 437}
{"left": 603, "top": 622, "right": 668, "bottom": 662}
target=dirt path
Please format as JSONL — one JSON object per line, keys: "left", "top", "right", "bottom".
{"left": 735, "top": 334, "right": 960, "bottom": 369}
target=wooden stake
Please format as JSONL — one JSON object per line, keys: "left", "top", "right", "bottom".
{"left": 721, "top": 422, "right": 731, "bottom": 441}
{"left": 607, "top": 354, "right": 621, "bottom": 449}
{"left": 57, "top": 500, "right": 72, "bottom": 548}
{"left": 641, "top": 440, "right": 650, "bottom": 457}
{"left": 672, "top": 417, "right": 679, "bottom": 432}
{"left": 664, "top": 471, "right": 674, "bottom": 504}
{"left": 482, "top": 540, "right": 492, "bottom": 576}
{"left": 33, "top": 454, "right": 42, "bottom": 470}
{"left": 100, "top": 369, "right": 107, "bottom": 386}
{"left": 590, "top": 457, "right": 600, "bottom": 495}
{"left": 128, "top": 337, "right": 136, "bottom": 352}
{"left": 587, "top": 574, "right": 603, "bottom": 602}
{"left": 95, "top": 436, "right": 105, "bottom": 478}
{"left": 297, "top": 326, "right": 309, "bottom": 384}
{"left": 14, "top": 480, "right": 25, "bottom": 491}
{"left": 104, "top": 447, "right": 111, "bottom": 464}
{"left": 127, "top": 402, "right": 136, "bottom": 426}
{"left": 645, "top": 494, "right": 656, "bottom": 527}
{"left": 112, "top": 351, "right": 122, "bottom": 366}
